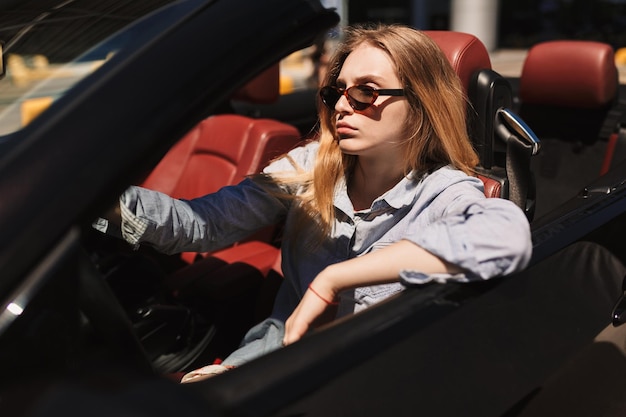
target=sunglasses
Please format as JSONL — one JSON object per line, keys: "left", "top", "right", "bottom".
{"left": 319, "top": 85, "right": 405, "bottom": 111}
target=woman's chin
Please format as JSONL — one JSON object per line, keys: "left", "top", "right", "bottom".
{"left": 337, "top": 137, "right": 360, "bottom": 153}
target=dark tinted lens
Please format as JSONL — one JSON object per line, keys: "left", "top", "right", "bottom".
{"left": 320, "top": 85, "right": 378, "bottom": 111}
{"left": 347, "top": 86, "right": 375, "bottom": 110}
{"left": 320, "top": 86, "right": 341, "bottom": 109}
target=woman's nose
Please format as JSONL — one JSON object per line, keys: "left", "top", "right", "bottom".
{"left": 335, "top": 92, "right": 353, "bottom": 113}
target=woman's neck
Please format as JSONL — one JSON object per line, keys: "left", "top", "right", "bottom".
{"left": 348, "top": 159, "right": 405, "bottom": 211}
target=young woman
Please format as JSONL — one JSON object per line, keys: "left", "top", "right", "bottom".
{"left": 111, "top": 24, "right": 532, "bottom": 381}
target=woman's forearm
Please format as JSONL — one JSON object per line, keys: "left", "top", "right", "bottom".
{"left": 284, "top": 240, "right": 462, "bottom": 345}
{"left": 312, "top": 239, "right": 462, "bottom": 301}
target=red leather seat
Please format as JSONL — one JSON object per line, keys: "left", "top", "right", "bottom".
{"left": 142, "top": 114, "right": 301, "bottom": 200}
{"left": 518, "top": 40, "right": 620, "bottom": 175}
{"left": 143, "top": 63, "right": 297, "bottom": 199}
{"left": 141, "top": 66, "right": 301, "bottom": 267}
{"left": 520, "top": 41, "right": 617, "bottom": 112}
{"left": 141, "top": 114, "right": 300, "bottom": 266}
{"left": 424, "top": 31, "right": 492, "bottom": 97}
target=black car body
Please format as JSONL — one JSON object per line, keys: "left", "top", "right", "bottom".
{"left": 1, "top": 0, "right": 626, "bottom": 416}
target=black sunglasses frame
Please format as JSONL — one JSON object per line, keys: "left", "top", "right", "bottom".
{"left": 319, "top": 85, "right": 405, "bottom": 111}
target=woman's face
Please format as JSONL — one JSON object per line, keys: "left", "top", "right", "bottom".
{"left": 333, "top": 43, "right": 409, "bottom": 161}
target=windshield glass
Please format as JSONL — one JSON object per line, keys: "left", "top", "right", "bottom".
{"left": 0, "top": 0, "right": 176, "bottom": 136}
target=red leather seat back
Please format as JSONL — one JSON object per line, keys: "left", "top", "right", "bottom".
{"left": 424, "top": 31, "right": 492, "bottom": 96}
{"left": 142, "top": 114, "right": 301, "bottom": 199}
{"left": 520, "top": 41, "right": 617, "bottom": 109}
{"left": 476, "top": 172, "right": 506, "bottom": 199}
{"left": 518, "top": 40, "right": 618, "bottom": 145}
{"left": 141, "top": 71, "right": 301, "bottom": 265}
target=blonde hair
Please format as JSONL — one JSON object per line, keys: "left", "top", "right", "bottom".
{"left": 270, "top": 24, "right": 479, "bottom": 240}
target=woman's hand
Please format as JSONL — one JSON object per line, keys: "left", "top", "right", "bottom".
{"left": 283, "top": 280, "right": 338, "bottom": 345}
{"left": 282, "top": 240, "right": 461, "bottom": 345}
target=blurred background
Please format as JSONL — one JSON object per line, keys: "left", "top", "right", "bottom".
{"left": 281, "top": 0, "right": 626, "bottom": 91}
{"left": 325, "top": 0, "right": 626, "bottom": 51}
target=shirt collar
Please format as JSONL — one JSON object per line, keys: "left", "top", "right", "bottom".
{"left": 376, "top": 173, "right": 421, "bottom": 209}
{"left": 333, "top": 171, "right": 422, "bottom": 215}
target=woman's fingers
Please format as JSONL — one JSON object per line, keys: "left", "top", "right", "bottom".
{"left": 283, "top": 289, "right": 338, "bottom": 345}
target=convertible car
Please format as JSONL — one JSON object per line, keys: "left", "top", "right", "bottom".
{"left": 1, "top": 0, "right": 626, "bottom": 416}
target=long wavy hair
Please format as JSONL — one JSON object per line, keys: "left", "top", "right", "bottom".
{"left": 270, "top": 24, "right": 479, "bottom": 240}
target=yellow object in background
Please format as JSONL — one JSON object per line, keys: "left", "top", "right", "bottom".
{"left": 279, "top": 76, "right": 294, "bottom": 95}
{"left": 615, "top": 47, "right": 626, "bottom": 66}
{"left": 21, "top": 96, "right": 53, "bottom": 126}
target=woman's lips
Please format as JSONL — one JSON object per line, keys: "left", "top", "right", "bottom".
{"left": 336, "top": 122, "right": 356, "bottom": 136}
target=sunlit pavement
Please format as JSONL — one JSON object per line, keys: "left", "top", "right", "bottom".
{"left": 489, "top": 49, "right": 528, "bottom": 79}
{"left": 490, "top": 48, "right": 626, "bottom": 83}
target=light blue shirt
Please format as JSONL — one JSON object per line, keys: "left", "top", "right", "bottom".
{"left": 119, "top": 141, "right": 532, "bottom": 321}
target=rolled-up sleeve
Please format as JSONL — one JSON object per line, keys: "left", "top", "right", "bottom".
{"left": 119, "top": 142, "right": 318, "bottom": 255}
{"left": 120, "top": 178, "right": 288, "bottom": 255}
{"left": 401, "top": 175, "right": 532, "bottom": 282}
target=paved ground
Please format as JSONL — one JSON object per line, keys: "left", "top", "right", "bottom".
{"left": 489, "top": 49, "right": 527, "bottom": 78}
{"left": 490, "top": 48, "right": 626, "bottom": 83}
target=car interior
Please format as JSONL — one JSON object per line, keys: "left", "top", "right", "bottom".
{"left": 89, "top": 29, "right": 548, "bottom": 381}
